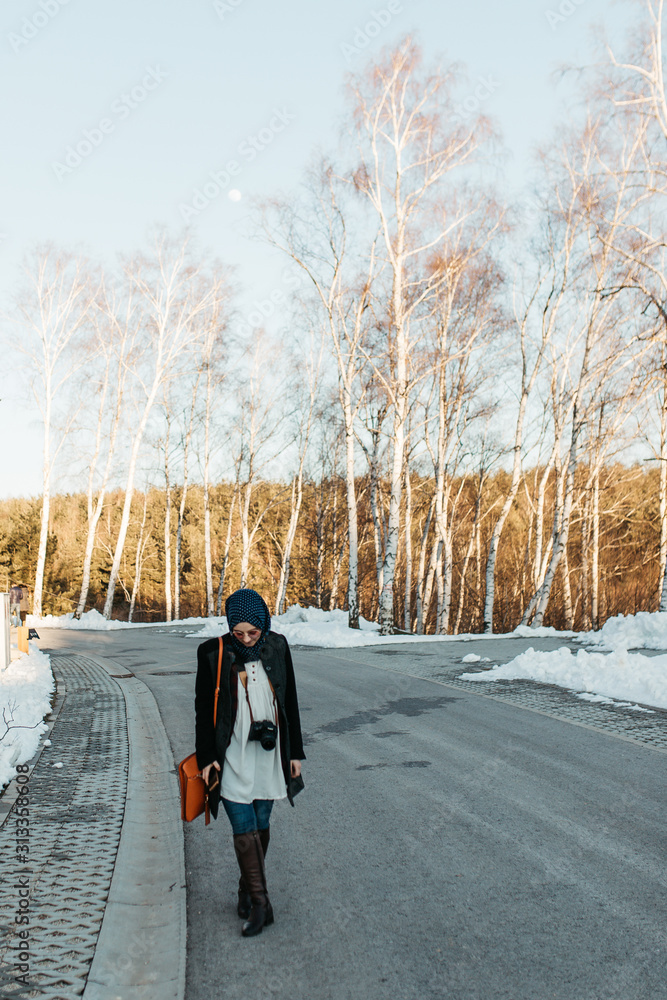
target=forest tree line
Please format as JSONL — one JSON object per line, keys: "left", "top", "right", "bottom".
{"left": 0, "top": 463, "right": 662, "bottom": 633}
{"left": 6, "top": 2, "right": 667, "bottom": 633}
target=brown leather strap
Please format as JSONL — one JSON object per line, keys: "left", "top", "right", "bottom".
{"left": 213, "top": 636, "right": 223, "bottom": 728}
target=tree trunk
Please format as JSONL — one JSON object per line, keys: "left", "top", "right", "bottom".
{"left": 483, "top": 393, "right": 529, "bottom": 632}
{"left": 561, "top": 540, "right": 574, "bottom": 630}
{"left": 315, "top": 484, "right": 325, "bottom": 608}
{"left": 33, "top": 396, "right": 51, "bottom": 618}
{"left": 216, "top": 490, "right": 236, "bottom": 615}
{"left": 455, "top": 488, "right": 482, "bottom": 634}
{"left": 591, "top": 469, "right": 600, "bottom": 628}
{"left": 275, "top": 475, "right": 304, "bottom": 615}
{"left": 164, "top": 421, "right": 173, "bottom": 623}
{"left": 344, "top": 405, "right": 360, "bottom": 629}
{"left": 330, "top": 532, "right": 347, "bottom": 610}
{"left": 204, "top": 367, "right": 215, "bottom": 615}
{"left": 403, "top": 463, "right": 413, "bottom": 631}
{"left": 128, "top": 493, "right": 149, "bottom": 623}
{"left": 532, "top": 424, "right": 580, "bottom": 628}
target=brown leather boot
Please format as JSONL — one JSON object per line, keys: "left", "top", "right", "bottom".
{"left": 233, "top": 830, "right": 273, "bottom": 937}
{"left": 236, "top": 826, "right": 270, "bottom": 919}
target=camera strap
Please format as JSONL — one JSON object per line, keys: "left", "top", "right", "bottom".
{"left": 241, "top": 666, "right": 278, "bottom": 728}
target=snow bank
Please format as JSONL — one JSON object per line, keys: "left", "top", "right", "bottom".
{"left": 194, "top": 606, "right": 485, "bottom": 647}
{"left": 511, "top": 624, "right": 577, "bottom": 639}
{"left": 27, "top": 603, "right": 579, "bottom": 645}
{"left": 28, "top": 609, "right": 216, "bottom": 631}
{"left": 581, "top": 611, "right": 667, "bottom": 651}
{"left": 195, "top": 606, "right": 416, "bottom": 647}
{"left": 460, "top": 645, "right": 667, "bottom": 710}
{"left": 0, "top": 648, "right": 55, "bottom": 789}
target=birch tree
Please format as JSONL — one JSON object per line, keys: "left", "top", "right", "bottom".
{"left": 76, "top": 278, "right": 136, "bottom": 617}
{"left": 103, "top": 234, "right": 225, "bottom": 619}
{"left": 14, "top": 247, "right": 95, "bottom": 617}
{"left": 261, "top": 164, "right": 374, "bottom": 627}
{"left": 229, "top": 333, "right": 290, "bottom": 592}
{"left": 273, "top": 330, "right": 324, "bottom": 615}
{"left": 347, "top": 38, "right": 497, "bottom": 632}
{"left": 526, "top": 118, "right": 648, "bottom": 626}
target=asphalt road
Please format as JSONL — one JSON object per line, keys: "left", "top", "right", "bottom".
{"left": 39, "top": 627, "right": 667, "bottom": 1000}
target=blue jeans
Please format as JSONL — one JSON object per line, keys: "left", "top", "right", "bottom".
{"left": 221, "top": 797, "right": 273, "bottom": 835}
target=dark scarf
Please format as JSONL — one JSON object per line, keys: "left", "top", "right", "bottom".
{"left": 225, "top": 588, "right": 272, "bottom": 663}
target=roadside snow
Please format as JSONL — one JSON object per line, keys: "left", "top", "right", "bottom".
{"left": 0, "top": 648, "right": 54, "bottom": 789}
{"left": 27, "top": 609, "right": 215, "bottom": 631}
{"left": 195, "top": 607, "right": 581, "bottom": 647}
{"left": 460, "top": 645, "right": 667, "bottom": 711}
{"left": 581, "top": 611, "right": 667, "bottom": 651}
{"left": 194, "top": 607, "right": 438, "bottom": 647}
{"left": 26, "top": 604, "right": 579, "bottom": 646}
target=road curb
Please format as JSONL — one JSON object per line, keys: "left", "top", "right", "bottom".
{"left": 80, "top": 653, "right": 186, "bottom": 1000}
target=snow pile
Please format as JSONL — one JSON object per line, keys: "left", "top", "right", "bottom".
{"left": 0, "top": 648, "right": 55, "bottom": 789}
{"left": 512, "top": 624, "right": 577, "bottom": 639}
{"left": 195, "top": 605, "right": 479, "bottom": 647}
{"left": 581, "top": 611, "right": 667, "bottom": 651}
{"left": 460, "top": 645, "right": 667, "bottom": 710}
{"left": 196, "top": 606, "right": 390, "bottom": 647}
{"left": 28, "top": 609, "right": 216, "bottom": 631}
{"left": 26, "top": 603, "right": 581, "bottom": 645}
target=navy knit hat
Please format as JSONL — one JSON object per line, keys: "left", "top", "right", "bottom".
{"left": 225, "top": 588, "right": 271, "bottom": 663}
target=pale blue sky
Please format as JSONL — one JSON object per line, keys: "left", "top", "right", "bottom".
{"left": 0, "top": 0, "right": 632, "bottom": 496}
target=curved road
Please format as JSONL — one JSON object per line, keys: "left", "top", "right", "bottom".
{"left": 41, "top": 627, "right": 666, "bottom": 1000}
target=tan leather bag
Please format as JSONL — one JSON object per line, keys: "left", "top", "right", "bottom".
{"left": 178, "top": 636, "right": 223, "bottom": 826}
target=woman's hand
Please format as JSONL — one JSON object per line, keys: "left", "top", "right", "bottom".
{"left": 202, "top": 761, "right": 221, "bottom": 785}
{"left": 290, "top": 760, "right": 301, "bottom": 778}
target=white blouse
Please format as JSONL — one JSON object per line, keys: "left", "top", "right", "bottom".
{"left": 221, "top": 659, "right": 287, "bottom": 804}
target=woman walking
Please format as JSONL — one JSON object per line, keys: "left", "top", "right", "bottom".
{"left": 195, "top": 588, "right": 305, "bottom": 937}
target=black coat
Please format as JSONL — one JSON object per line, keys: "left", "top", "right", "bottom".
{"left": 195, "top": 631, "right": 305, "bottom": 805}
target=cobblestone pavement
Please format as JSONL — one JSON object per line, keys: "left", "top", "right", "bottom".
{"left": 325, "top": 645, "right": 667, "bottom": 752}
{"left": 0, "top": 655, "right": 128, "bottom": 1000}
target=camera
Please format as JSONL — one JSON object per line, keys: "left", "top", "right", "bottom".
{"left": 248, "top": 720, "right": 278, "bottom": 751}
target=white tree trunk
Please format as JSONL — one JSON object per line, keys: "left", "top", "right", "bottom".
{"left": 403, "top": 463, "right": 413, "bottom": 631}
{"left": 591, "top": 470, "right": 600, "bottom": 628}
{"left": 33, "top": 398, "right": 51, "bottom": 619}
{"left": 344, "top": 403, "right": 360, "bottom": 628}
{"left": 532, "top": 431, "right": 579, "bottom": 627}
{"left": 378, "top": 338, "right": 407, "bottom": 634}
{"left": 275, "top": 476, "right": 303, "bottom": 615}
{"left": 204, "top": 369, "right": 214, "bottom": 615}
{"left": 330, "top": 533, "right": 347, "bottom": 610}
{"left": 455, "top": 490, "right": 482, "bottom": 634}
{"left": 216, "top": 490, "right": 236, "bottom": 616}
{"left": 483, "top": 395, "right": 528, "bottom": 632}
{"left": 128, "top": 493, "right": 149, "bottom": 623}
{"left": 414, "top": 499, "right": 435, "bottom": 634}
{"left": 103, "top": 393, "right": 158, "bottom": 619}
